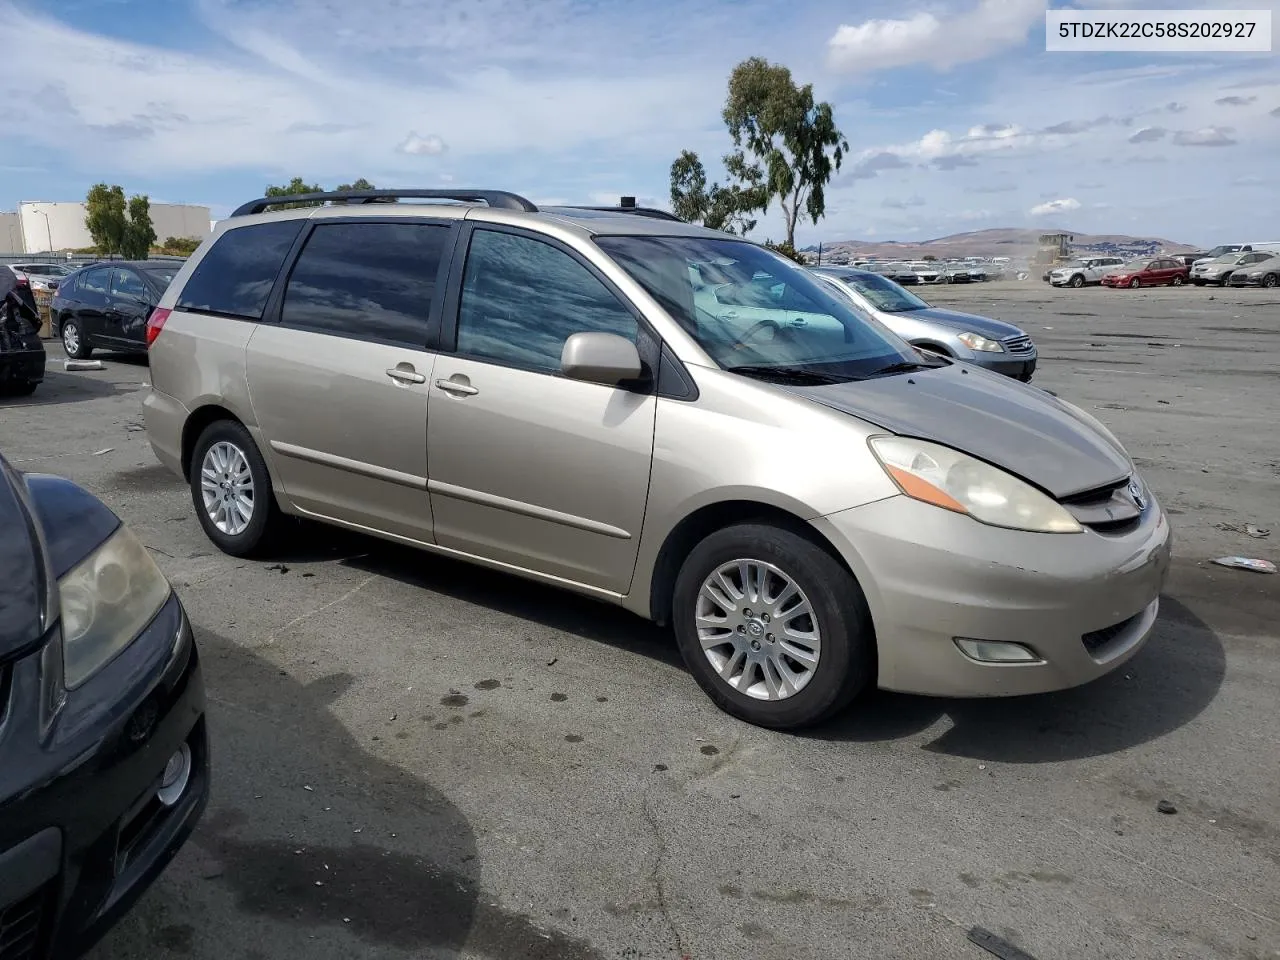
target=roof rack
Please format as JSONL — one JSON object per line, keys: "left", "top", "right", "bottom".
{"left": 230, "top": 189, "right": 539, "bottom": 218}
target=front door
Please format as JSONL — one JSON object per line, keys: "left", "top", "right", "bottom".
{"left": 107, "top": 267, "right": 153, "bottom": 347}
{"left": 245, "top": 218, "right": 453, "bottom": 542}
{"left": 75, "top": 266, "right": 112, "bottom": 347}
{"left": 426, "top": 226, "right": 657, "bottom": 594}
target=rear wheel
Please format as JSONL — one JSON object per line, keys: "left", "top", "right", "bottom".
{"left": 672, "top": 523, "right": 874, "bottom": 729}
{"left": 1128, "top": 277, "right": 1141, "bottom": 289}
{"left": 61, "top": 319, "right": 92, "bottom": 359}
{"left": 189, "top": 420, "right": 282, "bottom": 557}
{"left": 1070, "top": 274, "right": 1085, "bottom": 288}
{"left": 1171, "top": 274, "right": 1185, "bottom": 286}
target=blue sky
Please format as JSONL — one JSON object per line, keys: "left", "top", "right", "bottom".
{"left": 1, "top": 0, "right": 1277, "bottom": 246}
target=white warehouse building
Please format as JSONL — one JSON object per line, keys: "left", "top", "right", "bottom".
{"left": 2, "top": 201, "right": 211, "bottom": 254}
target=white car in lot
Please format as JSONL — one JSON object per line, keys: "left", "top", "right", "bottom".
{"left": 1048, "top": 257, "right": 1127, "bottom": 288}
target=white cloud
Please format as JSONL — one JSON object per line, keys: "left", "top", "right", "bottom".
{"left": 1173, "top": 126, "right": 1237, "bottom": 146}
{"left": 1030, "top": 197, "right": 1081, "bottom": 216}
{"left": 827, "top": 0, "right": 1043, "bottom": 74}
{"left": 1128, "top": 126, "right": 1167, "bottom": 143}
{"left": 397, "top": 132, "right": 447, "bottom": 156}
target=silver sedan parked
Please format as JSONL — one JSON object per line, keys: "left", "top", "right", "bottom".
{"left": 811, "top": 267, "right": 1038, "bottom": 381}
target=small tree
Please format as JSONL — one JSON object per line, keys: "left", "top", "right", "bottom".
{"left": 669, "top": 150, "right": 765, "bottom": 236}
{"left": 158, "top": 236, "right": 201, "bottom": 256}
{"left": 334, "top": 178, "right": 376, "bottom": 191}
{"left": 264, "top": 177, "right": 326, "bottom": 208}
{"left": 722, "top": 57, "right": 849, "bottom": 249}
{"left": 764, "top": 239, "right": 807, "bottom": 264}
{"left": 121, "top": 195, "right": 156, "bottom": 259}
{"left": 85, "top": 184, "right": 128, "bottom": 255}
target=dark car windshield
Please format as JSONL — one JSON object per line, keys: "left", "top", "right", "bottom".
{"left": 838, "top": 272, "right": 930, "bottom": 312}
{"left": 139, "top": 265, "right": 178, "bottom": 289}
{"left": 595, "top": 236, "right": 923, "bottom": 383}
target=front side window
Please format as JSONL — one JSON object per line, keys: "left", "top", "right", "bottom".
{"left": 596, "top": 235, "right": 920, "bottom": 385}
{"left": 177, "top": 219, "right": 304, "bottom": 320}
{"left": 455, "top": 229, "right": 638, "bottom": 374}
{"left": 280, "top": 221, "right": 449, "bottom": 348}
{"left": 110, "top": 269, "right": 149, "bottom": 299}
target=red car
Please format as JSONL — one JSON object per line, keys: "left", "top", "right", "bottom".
{"left": 1100, "top": 257, "right": 1190, "bottom": 288}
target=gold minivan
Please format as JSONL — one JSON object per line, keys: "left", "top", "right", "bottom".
{"left": 144, "top": 189, "right": 1171, "bottom": 729}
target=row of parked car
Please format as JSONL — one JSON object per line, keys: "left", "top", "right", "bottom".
{"left": 1046, "top": 243, "right": 1280, "bottom": 289}
{"left": 839, "top": 258, "right": 1022, "bottom": 285}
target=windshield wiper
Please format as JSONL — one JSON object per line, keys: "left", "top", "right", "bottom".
{"left": 867, "top": 360, "right": 937, "bottom": 376}
{"left": 727, "top": 364, "right": 852, "bottom": 385}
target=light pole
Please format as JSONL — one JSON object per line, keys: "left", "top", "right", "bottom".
{"left": 35, "top": 210, "right": 54, "bottom": 254}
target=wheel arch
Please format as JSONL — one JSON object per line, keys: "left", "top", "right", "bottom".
{"left": 644, "top": 498, "right": 858, "bottom": 627}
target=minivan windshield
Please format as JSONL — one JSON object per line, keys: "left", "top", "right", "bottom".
{"left": 595, "top": 235, "right": 927, "bottom": 384}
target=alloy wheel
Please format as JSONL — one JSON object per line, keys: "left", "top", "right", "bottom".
{"left": 62, "top": 322, "right": 80, "bottom": 355}
{"left": 200, "top": 441, "right": 255, "bottom": 536}
{"left": 695, "top": 559, "right": 822, "bottom": 701}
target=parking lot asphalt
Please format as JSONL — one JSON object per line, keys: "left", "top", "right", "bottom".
{"left": 3, "top": 280, "right": 1278, "bottom": 960}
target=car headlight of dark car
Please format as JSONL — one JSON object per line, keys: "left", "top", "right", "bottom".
{"left": 58, "top": 524, "right": 172, "bottom": 688}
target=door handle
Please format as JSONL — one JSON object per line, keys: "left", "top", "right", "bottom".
{"left": 433, "top": 378, "right": 478, "bottom": 396}
{"left": 385, "top": 367, "right": 426, "bottom": 385}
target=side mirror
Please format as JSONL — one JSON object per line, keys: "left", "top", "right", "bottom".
{"left": 560, "top": 332, "right": 643, "bottom": 386}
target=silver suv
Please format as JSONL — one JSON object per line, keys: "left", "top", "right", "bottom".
{"left": 143, "top": 188, "right": 1171, "bottom": 729}
{"left": 1047, "top": 257, "right": 1125, "bottom": 288}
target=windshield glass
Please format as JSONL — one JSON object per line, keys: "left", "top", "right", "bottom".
{"left": 594, "top": 235, "right": 922, "bottom": 382}
{"left": 1123, "top": 260, "right": 1150, "bottom": 272}
{"left": 140, "top": 266, "right": 178, "bottom": 288}
{"left": 839, "top": 272, "right": 930, "bottom": 312}
{"left": 1059, "top": 260, "right": 1088, "bottom": 269}
{"left": 1212, "top": 254, "right": 1239, "bottom": 264}
{"left": 1203, "top": 246, "right": 1235, "bottom": 258}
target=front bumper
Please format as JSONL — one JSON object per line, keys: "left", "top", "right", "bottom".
{"left": 964, "top": 352, "right": 1037, "bottom": 382}
{"left": 812, "top": 492, "right": 1172, "bottom": 697}
{"left": 0, "top": 349, "right": 45, "bottom": 385}
{"left": 0, "top": 593, "right": 208, "bottom": 960}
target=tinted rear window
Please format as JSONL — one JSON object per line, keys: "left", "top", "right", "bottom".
{"left": 176, "top": 220, "right": 304, "bottom": 319}
{"left": 280, "top": 221, "right": 451, "bottom": 349}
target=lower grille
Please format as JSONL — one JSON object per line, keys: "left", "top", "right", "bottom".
{"left": 1082, "top": 611, "right": 1144, "bottom": 659}
{"left": 0, "top": 885, "right": 51, "bottom": 960}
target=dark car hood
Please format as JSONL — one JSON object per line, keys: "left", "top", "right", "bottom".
{"left": 789, "top": 363, "right": 1131, "bottom": 499}
{"left": 0, "top": 460, "right": 45, "bottom": 659}
{"left": 902, "top": 307, "right": 1024, "bottom": 339}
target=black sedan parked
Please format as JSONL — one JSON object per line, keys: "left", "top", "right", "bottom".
{"left": 50, "top": 261, "right": 180, "bottom": 359}
{"left": 0, "top": 451, "right": 208, "bottom": 959}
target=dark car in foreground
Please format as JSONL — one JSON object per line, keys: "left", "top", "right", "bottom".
{"left": 51, "top": 261, "right": 181, "bottom": 359}
{"left": 0, "top": 452, "right": 208, "bottom": 959}
{"left": 1, "top": 270, "right": 46, "bottom": 396}
{"left": 1100, "top": 257, "right": 1189, "bottom": 288}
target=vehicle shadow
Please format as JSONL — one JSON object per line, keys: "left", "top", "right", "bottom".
{"left": 265, "top": 525, "right": 1227, "bottom": 761}
{"left": 0, "top": 369, "right": 127, "bottom": 407}
{"left": 808, "top": 595, "right": 1226, "bottom": 762}
{"left": 88, "top": 628, "right": 602, "bottom": 960}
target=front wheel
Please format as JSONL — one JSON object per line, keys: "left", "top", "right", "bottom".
{"left": 1129, "top": 277, "right": 1141, "bottom": 289}
{"left": 672, "top": 523, "right": 874, "bottom": 729}
{"left": 61, "top": 319, "right": 92, "bottom": 359}
{"left": 1070, "top": 274, "right": 1085, "bottom": 288}
{"left": 189, "top": 420, "right": 283, "bottom": 557}
{"left": 1263, "top": 273, "right": 1279, "bottom": 288}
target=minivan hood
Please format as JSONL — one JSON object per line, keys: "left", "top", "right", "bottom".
{"left": 788, "top": 363, "right": 1131, "bottom": 499}
{"left": 899, "top": 307, "right": 1024, "bottom": 339}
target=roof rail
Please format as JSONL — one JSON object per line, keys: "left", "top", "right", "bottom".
{"left": 560, "top": 205, "right": 686, "bottom": 222}
{"left": 230, "top": 189, "right": 539, "bottom": 218}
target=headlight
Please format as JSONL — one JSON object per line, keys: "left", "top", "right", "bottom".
{"left": 58, "top": 524, "right": 171, "bottom": 689}
{"left": 957, "top": 331, "right": 1004, "bottom": 353}
{"left": 869, "top": 436, "right": 1082, "bottom": 534}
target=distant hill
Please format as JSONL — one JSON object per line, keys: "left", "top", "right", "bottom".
{"left": 805, "top": 228, "right": 1197, "bottom": 261}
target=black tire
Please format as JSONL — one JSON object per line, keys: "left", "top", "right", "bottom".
{"left": 1193, "top": 279, "right": 1204, "bottom": 286}
{"left": 1069, "top": 274, "right": 1085, "bottom": 288}
{"left": 1, "top": 381, "right": 38, "bottom": 397}
{"left": 1218, "top": 275, "right": 1231, "bottom": 286}
{"left": 672, "top": 523, "right": 874, "bottom": 730}
{"left": 1263, "top": 273, "right": 1278, "bottom": 288}
{"left": 188, "top": 419, "right": 282, "bottom": 558}
{"left": 1171, "top": 274, "right": 1184, "bottom": 286}
{"left": 61, "top": 319, "right": 92, "bottom": 359}
{"left": 1128, "top": 277, "right": 1141, "bottom": 289}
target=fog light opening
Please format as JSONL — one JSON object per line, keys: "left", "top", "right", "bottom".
{"left": 157, "top": 743, "right": 192, "bottom": 807}
{"left": 954, "top": 638, "right": 1043, "bottom": 664}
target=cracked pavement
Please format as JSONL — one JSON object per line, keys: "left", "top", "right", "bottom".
{"left": 2, "top": 281, "right": 1277, "bottom": 959}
